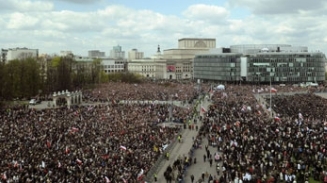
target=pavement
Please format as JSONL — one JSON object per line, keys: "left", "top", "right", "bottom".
{"left": 153, "top": 98, "right": 222, "bottom": 183}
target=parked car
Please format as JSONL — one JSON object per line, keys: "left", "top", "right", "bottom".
{"left": 29, "top": 99, "right": 41, "bottom": 105}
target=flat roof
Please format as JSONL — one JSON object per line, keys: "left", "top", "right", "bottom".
{"left": 178, "top": 38, "right": 216, "bottom": 41}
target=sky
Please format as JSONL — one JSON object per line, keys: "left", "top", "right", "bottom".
{"left": 0, "top": 0, "right": 327, "bottom": 57}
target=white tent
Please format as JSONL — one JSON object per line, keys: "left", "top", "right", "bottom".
{"left": 216, "top": 84, "right": 225, "bottom": 90}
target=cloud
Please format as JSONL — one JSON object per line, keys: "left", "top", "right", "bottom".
{"left": 183, "top": 4, "right": 229, "bottom": 23}
{"left": 54, "top": 0, "right": 102, "bottom": 4}
{"left": 6, "top": 13, "right": 39, "bottom": 29}
{"left": 228, "top": 0, "right": 327, "bottom": 15}
{"left": 0, "top": 2, "right": 326, "bottom": 56}
{"left": 0, "top": 0, "right": 53, "bottom": 12}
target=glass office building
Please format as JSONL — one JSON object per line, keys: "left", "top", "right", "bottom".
{"left": 194, "top": 44, "right": 326, "bottom": 84}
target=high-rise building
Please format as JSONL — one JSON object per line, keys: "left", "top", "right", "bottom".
{"left": 128, "top": 49, "right": 144, "bottom": 61}
{"left": 110, "top": 45, "right": 125, "bottom": 59}
{"left": 88, "top": 50, "right": 105, "bottom": 58}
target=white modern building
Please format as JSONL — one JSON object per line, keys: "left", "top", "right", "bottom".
{"left": 74, "top": 56, "right": 125, "bottom": 73}
{"left": 1, "top": 47, "right": 39, "bottom": 63}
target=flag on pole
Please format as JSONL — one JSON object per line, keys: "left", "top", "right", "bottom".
{"left": 298, "top": 113, "right": 303, "bottom": 120}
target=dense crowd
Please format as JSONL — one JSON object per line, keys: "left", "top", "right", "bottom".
{"left": 83, "top": 81, "right": 199, "bottom": 102}
{"left": 2, "top": 80, "right": 327, "bottom": 183}
{"left": 200, "top": 84, "right": 327, "bottom": 183}
{"left": 0, "top": 82, "right": 200, "bottom": 183}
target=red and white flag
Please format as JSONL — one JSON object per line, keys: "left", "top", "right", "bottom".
{"left": 76, "top": 158, "right": 83, "bottom": 165}
{"left": 46, "top": 140, "right": 51, "bottom": 148}
{"left": 122, "top": 178, "right": 127, "bottom": 183}
{"left": 271, "top": 88, "right": 277, "bottom": 93}
{"left": 71, "top": 127, "right": 79, "bottom": 133}
{"left": 65, "top": 146, "right": 70, "bottom": 154}
{"left": 274, "top": 116, "right": 281, "bottom": 122}
{"left": 13, "top": 161, "right": 18, "bottom": 168}
{"left": 201, "top": 106, "right": 207, "bottom": 113}
{"left": 1, "top": 172, "right": 7, "bottom": 180}
{"left": 105, "top": 176, "right": 111, "bottom": 183}
{"left": 137, "top": 169, "right": 144, "bottom": 181}
{"left": 120, "top": 145, "right": 127, "bottom": 151}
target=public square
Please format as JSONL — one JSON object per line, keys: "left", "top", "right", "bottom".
{"left": 1, "top": 82, "right": 327, "bottom": 183}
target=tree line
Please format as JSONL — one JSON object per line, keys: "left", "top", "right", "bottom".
{"left": 0, "top": 56, "right": 143, "bottom": 101}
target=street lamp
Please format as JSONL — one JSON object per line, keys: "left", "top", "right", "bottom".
{"left": 269, "top": 68, "right": 274, "bottom": 118}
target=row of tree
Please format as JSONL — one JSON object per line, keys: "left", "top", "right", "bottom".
{"left": 0, "top": 56, "right": 143, "bottom": 101}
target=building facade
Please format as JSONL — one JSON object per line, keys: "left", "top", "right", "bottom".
{"left": 1, "top": 48, "right": 39, "bottom": 63}
{"left": 74, "top": 56, "right": 125, "bottom": 74}
{"left": 110, "top": 45, "right": 125, "bottom": 59}
{"left": 194, "top": 44, "right": 326, "bottom": 84}
{"left": 128, "top": 43, "right": 198, "bottom": 80}
{"left": 88, "top": 50, "right": 105, "bottom": 58}
{"left": 128, "top": 49, "right": 144, "bottom": 61}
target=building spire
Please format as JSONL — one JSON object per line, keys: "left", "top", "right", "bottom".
{"left": 157, "top": 45, "right": 161, "bottom": 53}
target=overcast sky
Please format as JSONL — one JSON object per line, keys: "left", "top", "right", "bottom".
{"left": 0, "top": 0, "right": 326, "bottom": 57}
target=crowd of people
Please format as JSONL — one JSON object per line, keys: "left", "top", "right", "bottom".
{"left": 83, "top": 81, "right": 199, "bottom": 103}
{"left": 1, "top": 80, "right": 327, "bottom": 183}
{"left": 200, "top": 84, "right": 327, "bottom": 183}
{"left": 0, "top": 82, "right": 201, "bottom": 183}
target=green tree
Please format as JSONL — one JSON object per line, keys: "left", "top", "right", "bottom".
{"left": 91, "top": 58, "right": 102, "bottom": 83}
{"left": 1, "top": 58, "right": 41, "bottom": 99}
{"left": 0, "top": 62, "right": 4, "bottom": 99}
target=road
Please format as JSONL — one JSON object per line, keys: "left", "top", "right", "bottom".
{"left": 151, "top": 97, "right": 222, "bottom": 183}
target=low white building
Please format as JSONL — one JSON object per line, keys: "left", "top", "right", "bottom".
{"left": 1, "top": 47, "right": 39, "bottom": 63}
{"left": 74, "top": 56, "right": 125, "bottom": 73}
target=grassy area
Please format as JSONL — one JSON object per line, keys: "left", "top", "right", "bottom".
{"left": 309, "top": 177, "right": 322, "bottom": 183}
{"left": 1, "top": 100, "right": 28, "bottom": 108}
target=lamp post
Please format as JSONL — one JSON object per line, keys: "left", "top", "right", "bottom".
{"left": 269, "top": 68, "right": 274, "bottom": 118}
{"left": 269, "top": 73, "right": 272, "bottom": 118}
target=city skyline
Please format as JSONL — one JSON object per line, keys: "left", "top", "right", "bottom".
{"left": 0, "top": 0, "right": 326, "bottom": 57}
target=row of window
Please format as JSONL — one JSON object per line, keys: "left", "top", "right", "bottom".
{"left": 103, "top": 65, "right": 124, "bottom": 68}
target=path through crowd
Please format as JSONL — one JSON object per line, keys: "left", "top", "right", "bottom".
{"left": 153, "top": 97, "right": 218, "bottom": 183}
